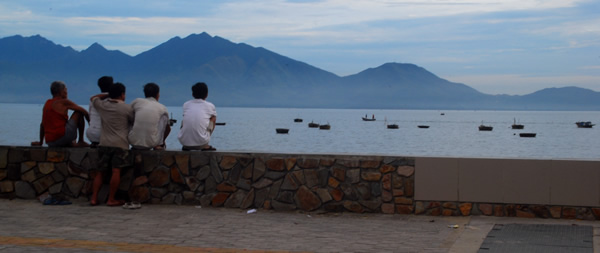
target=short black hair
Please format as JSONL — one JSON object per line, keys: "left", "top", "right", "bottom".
{"left": 98, "top": 76, "right": 113, "bottom": 93}
{"left": 109, "top": 82, "right": 126, "bottom": 99}
{"left": 50, "top": 81, "right": 66, "bottom": 96}
{"left": 143, "top": 83, "right": 160, "bottom": 98}
{"left": 192, "top": 82, "right": 208, "bottom": 99}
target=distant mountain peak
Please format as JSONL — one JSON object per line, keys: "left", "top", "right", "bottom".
{"left": 184, "top": 32, "right": 212, "bottom": 40}
{"left": 83, "top": 42, "right": 107, "bottom": 52}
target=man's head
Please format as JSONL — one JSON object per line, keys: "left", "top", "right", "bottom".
{"left": 109, "top": 82, "right": 126, "bottom": 100}
{"left": 192, "top": 82, "right": 208, "bottom": 99}
{"left": 50, "top": 81, "right": 67, "bottom": 98}
{"left": 98, "top": 76, "right": 113, "bottom": 93}
{"left": 143, "top": 83, "right": 160, "bottom": 99}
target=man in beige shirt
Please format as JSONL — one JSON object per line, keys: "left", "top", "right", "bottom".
{"left": 89, "top": 83, "right": 133, "bottom": 206}
{"left": 128, "top": 83, "right": 170, "bottom": 150}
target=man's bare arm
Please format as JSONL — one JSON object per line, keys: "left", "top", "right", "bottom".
{"left": 63, "top": 99, "right": 90, "bottom": 122}
{"left": 90, "top": 93, "right": 109, "bottom": 101}
{"left": 31, "top": 123, "right": 44, "bottom": 146}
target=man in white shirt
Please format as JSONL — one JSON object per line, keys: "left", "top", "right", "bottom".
{"left": 128, "top": 83, "right": 170, "bottom": 150}
{"left": 86, "top": 76, "right": 113, "bottom": 147}
{"left": 178, "top": 82, "right": 217, "bottom": 151}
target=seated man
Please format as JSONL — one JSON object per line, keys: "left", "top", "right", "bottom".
{"left": 31, "top": 81, "right": 89, "bottom": 147}
{"left": 86, "top": 76, "right": 113, "bottom": 147}
{"left": 90, "top": 83, "right": 134, "bottom": 206}
{"left": 128, "top": 83, "right": 171, "bottom": 150}
{"left": 178, "top": 82, "right": 217, "bottom": 151}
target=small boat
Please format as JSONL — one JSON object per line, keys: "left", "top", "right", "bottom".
{"left": 511, "top": 118, "right": 524, "bottom": 129}
{"left": 576, "top": 121, "right": 595, "bottom": 128}
{"left": 519, "top": 133, "right": 536, "bottom": 138}
{"left": 479, "top": 125, "right": 493, "bottom": 131}
{"left": 294, "top": 118, "right": 303, "bottom": 123}
{"left": 417, "top": 125, "right": 429, "bottom": 129}
{"left": 308, "top": 121, "right": 319, "bottom": 128}
{"left": 362, "top": 117, "right": 376, "bottom": 121}
{"left": 168, "top": 113, "right": 177, "bottom": 126}
{"left": 276, "top": 128, "right": 289, "bottom": 134}
{"left": 319, "top": 124, "right": 331, "bottom": 130}
{"left": 215, "top": 122, "right": 226, "bottom": 126}
{"left": 387, "top": 124, "right": 399, "bottom": 129}
{"left": 440, "top": 113, "right": 445, "bottom": 116}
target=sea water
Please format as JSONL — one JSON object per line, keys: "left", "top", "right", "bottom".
{"left": 1, "top": 103, "right": 599, "bottom": 160}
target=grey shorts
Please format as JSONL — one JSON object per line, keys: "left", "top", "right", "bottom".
{"left": 47, "top": 120, "right": 77, "bottom": 147}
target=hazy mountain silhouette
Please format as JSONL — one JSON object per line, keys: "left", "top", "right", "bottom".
{"left": 1, "top": 33, "right": 599, "bottom": 110}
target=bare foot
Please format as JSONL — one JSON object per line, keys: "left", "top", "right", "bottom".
{"left": 90, "top": 199, "right": 98, "bottom": 206}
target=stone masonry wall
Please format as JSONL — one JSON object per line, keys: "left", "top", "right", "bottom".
{"left": 1, "top": 145, "right": 599, "bottom": 219}
{"left": 0, "top": 146, "right": 415, "bottom": 214}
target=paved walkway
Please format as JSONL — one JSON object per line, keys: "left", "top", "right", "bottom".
{"left": 0, "top": 199, "right": 598, "bottom": 252}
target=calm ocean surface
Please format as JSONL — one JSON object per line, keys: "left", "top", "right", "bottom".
{"left": 1, "top": 103, "right": 599, "bottom": 160}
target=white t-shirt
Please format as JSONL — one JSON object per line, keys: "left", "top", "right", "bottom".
{"left": 86, "top": 93, "right": 107, "bottom": 143}
{"left": 177, "top": 99, "right": 217, "bottom": 147}
{"left": 128, "top": 97, "right": 169, "bottom": 148}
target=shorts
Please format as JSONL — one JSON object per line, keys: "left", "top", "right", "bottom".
{"left": 95, "top": 146, "right": 132, "bottom": 171}
{"left": 47, "top": 120, "right": 77, "bottom": 147}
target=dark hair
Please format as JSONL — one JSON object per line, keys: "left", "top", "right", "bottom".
{"left": 143, "top": 83, "right": 160, "bottom": 98}
{"left": 98, "top": 76, "right": 113, "bottom": 93}
{"left": 109, "top": 82, "right": 126, "bottom": 99}
{"left": 50, "top": 81, "right": 66, "bottom": 96}
{"left": 192, "top": 82, "right": 208, "bottom": 99}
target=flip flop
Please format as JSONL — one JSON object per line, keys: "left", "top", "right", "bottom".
{"left": 122, "top": 202, "right": 142, "bottom": 209}
{"left": 57, "top": 200, "right": 72, "bottom": 205}
{"left": 43, "top": 197, "right": 72, "bottom": 205}
{"left": 43, "top": 197, "right": 58, "bottom": 205}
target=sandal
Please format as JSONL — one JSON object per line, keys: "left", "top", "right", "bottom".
{"left": 122, "top": 202, "right": 142, "bottom": 209}
{"left": 43, "top": 196, "right": 72, "bottom": 205}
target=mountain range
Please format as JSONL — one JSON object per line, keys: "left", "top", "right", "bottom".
{"left": 1, "top": 33, "right": 599, "bottom": 110}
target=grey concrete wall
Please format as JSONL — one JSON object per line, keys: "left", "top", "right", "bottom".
{"left": 415, "top": 157, "right": 600, "bottom": 207}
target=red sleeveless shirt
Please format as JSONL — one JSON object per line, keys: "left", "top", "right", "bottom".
{"left": 42, "top": 98, "right": 68, "bottom": 143}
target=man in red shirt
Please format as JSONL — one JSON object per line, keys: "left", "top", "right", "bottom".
{"left": 31, "top": 81, "right": 90, "bottom": 147}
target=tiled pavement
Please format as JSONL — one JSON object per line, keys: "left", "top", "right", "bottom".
{"left": 0, "top": 199, "right": 598, "bottom": 252}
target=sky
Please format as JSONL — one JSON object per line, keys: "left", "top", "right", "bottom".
{"left": 1, "top": 0, "right": 599, "bottom": 95}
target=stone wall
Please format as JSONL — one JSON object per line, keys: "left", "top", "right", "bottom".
{"left": 0, "top": 146, "right": 415, "bottom": 214}
{"left": 1, "top": 145, "right": 599, "bottom": 220}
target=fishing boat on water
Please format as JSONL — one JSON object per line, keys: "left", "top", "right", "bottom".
{"left": 319, "top": 124, "right": 331, "bottom": 130}
{"left": 387, "top": 124, "right": 399, "bottom": 129}
{"left": 511, "top": 118, "right": 524, "bottom": 129}
{"left": 576, "top": 121, "right": 595, "bottom": 128}
{"left": 519, "top": 133, "right": 536, "bottom": 138}
{"left": 308, "top": 121, "right": 319, "bottom": 128}
{"left": 294, "top": 118, "right": 303, "bottom": 123}
{"left": 362, "top": 114, "right": 376, "bottom": 121}
{"left": 276, "top": 128, "right": 289, "bottom": 134}
{"left": 479, "top": 124, "right": 493, "bottom": 131}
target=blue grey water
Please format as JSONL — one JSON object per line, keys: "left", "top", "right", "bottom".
{"left": 2, "top": 103, "right": 599, "bottom": 160}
